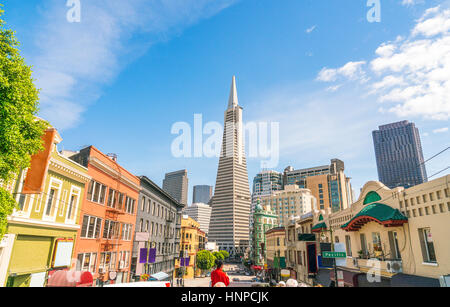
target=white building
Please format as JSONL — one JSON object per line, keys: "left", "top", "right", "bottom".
{"left": 184, "top": 203, "right": 212, "bottom": 234}
{"left": 260, "top": 185, "right": 316, "bottom": 226}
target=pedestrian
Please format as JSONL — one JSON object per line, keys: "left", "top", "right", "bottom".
{"left": 211, "top": 259, "right": 230, "bottom": 287}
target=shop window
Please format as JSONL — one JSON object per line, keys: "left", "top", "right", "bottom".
{"left": 418, "top": 228, "right": 437, "bottom": 263}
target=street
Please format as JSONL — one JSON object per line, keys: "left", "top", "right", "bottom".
{"left": 176, "top": 264, "right": 255, "bottom": 287}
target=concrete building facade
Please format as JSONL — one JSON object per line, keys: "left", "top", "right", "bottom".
{"left": 372, "top": 120, "right": 427, "bottom": 189}
{"left": 183, "top": 203, "right": 212, "bottom": 235}
{"left": 131, "top": 176, "right": 184, "bottom": 282}
{"left": 209, "top": 76, "right": 252, "bottom": 256}
{"left": 283, "top": 159, "right": 353, "bottom": 213}
{"left": 192, "top": 185, "right": 213, "bottom": 204}
{"left": 163, "top": 170, "right": 188, "bottom": 206}
{"left": 311, "top": 174, "right": 450, "bottom": 287}
{"left": 260, "top": 185, "right": 316, "bottom": 226}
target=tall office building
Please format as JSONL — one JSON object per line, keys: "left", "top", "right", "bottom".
{"left": 192, "top": 185, "right": 213, "bottom": 204}
{"left": 372, "top": 120, "right": 427, "bottom": 189}
{"left": 183, "top": 203, "right": 212, "bottom": 234}
{"left": 283, "top": 159, "right": 353, "bottom": 213}
{"left": 209, "top": 76, "right": 252, "bottom": 256}
{"left": 162, "top": 170, "right": 188, "bottom": 206}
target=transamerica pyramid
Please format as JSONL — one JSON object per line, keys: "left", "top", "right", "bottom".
{"left": 208, "top": 76, "right": 251, "bottom": 257}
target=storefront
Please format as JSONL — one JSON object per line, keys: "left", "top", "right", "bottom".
{"left": 5, "top": 223, "right": 77, "bottom": 287}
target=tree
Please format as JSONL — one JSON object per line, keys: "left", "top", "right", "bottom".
{"left": 196, "top": 250, "right": 215, "bottom": 273}
{"left": 219, "top": 250, "right": 230, "bottom": 259}
{"left": 0, "top": 6, "right": 47, "bottom": 239}
{"left": 213, "top": 251, "right": 224, "bottom": 261}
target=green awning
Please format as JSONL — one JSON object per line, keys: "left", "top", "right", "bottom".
{"left": 312, "top": 222, "right": 327, "bottom": 233}
{"left": 298, "top": 233, "right": 316, "bottom": 241}
{"left": 341, "top": 203, "right": 408, "bottom": 231}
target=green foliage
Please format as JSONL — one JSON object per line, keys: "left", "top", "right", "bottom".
{"left": 196, "top": 250, "right": 216, "bottom": 271}
{"left": 0, "top": 189, "right": 15, "bottom": 238}
{"left": 219, "top": 250, "right": 230, "bottom": 259}
{"left": 0, "top": 7, "right": 47, "bottom": 239}
{"left": 213, "top": 251, "right": 224, "bottom": 261}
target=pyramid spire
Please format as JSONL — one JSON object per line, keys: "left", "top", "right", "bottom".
{"left": 228, "top": 75, "right": 239, "bottom": 108}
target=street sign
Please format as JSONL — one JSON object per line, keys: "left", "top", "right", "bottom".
{"left": 323, "top": 251, "right": 346, "bottom": 258}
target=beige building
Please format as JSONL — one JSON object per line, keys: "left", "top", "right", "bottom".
{"left": 311, "top": 175, "right": 450, "bottom": 287}
{"left": 265, "top": 227, "right": 287, "bottom": 278}
{"left": 283, "top": 159, "right": 354, "bottom": 213}
{"left": 260, "top": 185, "right": 316, "bottom": 226}
{"left": 285, "top": 212, "right": 317, "bottom": 284}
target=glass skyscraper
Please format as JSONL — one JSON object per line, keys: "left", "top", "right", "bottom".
{"left": 372, "top": 120, "right": 427, "bottom": 189}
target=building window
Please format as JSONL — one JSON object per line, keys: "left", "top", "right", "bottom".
{"left": 103, "top": 220, "right": 120, "bottom": 239}
{"left": 77, "top": 252, "right": 97, "bottom": 273}
{"left": 372, "top": 232, "right": 383, "bottom": 256}
{"left": 121, "top": 223, "right": 132, "bottom": 241}
{"left": 360, "top": 234, "right": 368, "bottom": 258}
{"left": 345, "top": 235, "right": 352, "bottom": 257}
{"left": 66, "top": 186, "right": 81, "bottom": 223}
{"left": 388, "top": 231, "right": 401, "bottom": 260}
{"left": 125, "top": 197, "right": 136, "bottom": 214}
{"left": 87, "top": 180, "right": 107, "bottom": 205}
{"left": 418, "top": 228, "right": 437, "bottom": 263}
{"left": 81, "top": 215, "right": 102, "bottom": 239}
{"left": 44, "top": 178, "right": 62, "bottom": 220}
{"left": 100, "top": 252, "right": 117, "bottom": 270}
{"left": 119, "top": 251, "right": 130, "bottom": 269}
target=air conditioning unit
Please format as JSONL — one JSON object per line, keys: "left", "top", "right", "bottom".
{"left": 386, "top": 260, "right": 403, "bottom": 273}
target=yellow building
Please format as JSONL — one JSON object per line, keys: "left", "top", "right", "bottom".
{"left": 0, "top": 128, "right": 91, "bottom": 287}
{"left": 265, "top": 227, "right": 286, "bottom": 279}
{"left": 311, "top": 175, "right": 450, "bottom": 287}
{"left": 174, "top": 215, "right": 206, "bottom": 279}
{"left": 285, "top": 212, "right": 317, "bottom": 284}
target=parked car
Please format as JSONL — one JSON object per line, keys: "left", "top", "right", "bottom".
{"left": 233, "top": 278, "right": 240, "bottom": 282}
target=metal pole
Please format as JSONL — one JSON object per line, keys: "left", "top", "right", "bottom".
{"left": 329, "top": 228, "right": 338, "bottom": 288}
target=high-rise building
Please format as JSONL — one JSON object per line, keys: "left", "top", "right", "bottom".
{"left": 283, "top": 159, "right": 353, "bottom": 213}
{"left": 372, "top": 120, "right": 427, "bottom": 189}
{"left": 162, "top": 170, "right": 188, "bottom": 206}
{"left": 209, "top": 76, "right": 252, "bottom": 256}
{"left": 260, "top": 185, "right": 316, "bottom": 226}
{"left": 183, "top": 202, "right": 212, "bottom": 234}
{"left": 192, "top": 185, "right": 213, "bottom": 204}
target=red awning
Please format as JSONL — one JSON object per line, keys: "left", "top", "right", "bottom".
{"left": 47, "top": 270, "right": 93, "bottom": 287}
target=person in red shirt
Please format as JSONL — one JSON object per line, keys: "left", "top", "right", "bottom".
{"left": 211, "top": 259, "right": 230, "bottom": 287}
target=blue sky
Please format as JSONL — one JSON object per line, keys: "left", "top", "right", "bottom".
{"left": 2, "top": 0, "right": 449, "bottom": 202}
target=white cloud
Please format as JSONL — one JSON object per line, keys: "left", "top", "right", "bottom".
{"left": 30, "top": 0, "right": 238, "bottom": 129}
{"left": 306, "top": 25, "right": 316, "bottom": 34}
{"left": 316, "top": 6, "right": 450, "bottom": 121}
{"left": 433, "top": 127, "right": 449, "bottom": 133}
{"left": 316, "top": 61, "right": 366, "bottom": 82}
